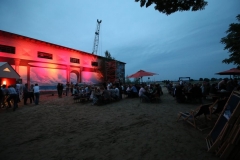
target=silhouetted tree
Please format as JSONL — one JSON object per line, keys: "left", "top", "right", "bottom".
{"left": 125, "top": 76, "right": 132, "bottom": 83}
{"left": 199, "top": 78, "right": 203, "bottom": 81}
{"left": 105, "top": 50, "right": 115, "bottom": 60}
{"left": 221, "top": 14, "right": 240, "bottom": 68}
{"left": 211, "top": 78, "right": 217, "bottom": 82}
{"left": 203, "top": 78, "right": 210, "bottom": 82}
{"left": 135, "top": 0, "right": 208, "bottom": 15}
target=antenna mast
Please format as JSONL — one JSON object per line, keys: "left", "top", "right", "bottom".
{"left": 92, "top": 19, "right": 102, "bottom": 55}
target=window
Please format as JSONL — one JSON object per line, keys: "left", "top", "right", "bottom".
{"left": 92, "top": 62, "right": 98, "bottom": 66}
{"left": 37, "top": 52, "right": 53, "bottom": 59}
{"left": 0, "top": 44, "right": 15, "bottom": 54}
{"left": 70, "top": 57, "right": 80, "bottom": 64}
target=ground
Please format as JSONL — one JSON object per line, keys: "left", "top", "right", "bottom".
{"left": 0, "top": 87, "right": 219, "bottom": 160}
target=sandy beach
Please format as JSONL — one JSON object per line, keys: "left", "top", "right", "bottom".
{"left": 0, "top": 87, "right": 219, "bottom": 160}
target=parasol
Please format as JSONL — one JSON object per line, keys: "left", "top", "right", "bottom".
{"left": 127, "top": 70, "right": 158, "bottom": 80}
{"left": 216, "top": 68, "right": 240, "bottom": 75}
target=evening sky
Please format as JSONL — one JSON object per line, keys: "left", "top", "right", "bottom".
{"left": 0, "top": 0, "right": 239, "bottom": 81}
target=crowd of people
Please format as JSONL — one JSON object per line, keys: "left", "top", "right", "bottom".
{"left": 0, "top": 80, "right": 201, "bottom": 110}
{"left": 0, "top": 82, "right": 40, "bottom": 111}
{"left": 4, "top": 78, "right": 239, "bottom": 110}
{"left": 166, "top": 78, "right": 240, "bottom": 103}
{"left": 124, "top": 83, "right": 163, "bottom": 102}
{"left": 63, "top": 81, "right": 164, "bottom": 105}
{"left": 69, "top": 82, "right": 122, "bottom": 105}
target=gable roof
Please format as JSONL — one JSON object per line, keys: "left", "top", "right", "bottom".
{"left": 0, "top": 62, "right": 20, "bottom": 79}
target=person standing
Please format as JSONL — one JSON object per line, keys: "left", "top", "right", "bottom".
{"left": 65, "top": 82, "right": 70, "bottom": 96}
{"left": 0, "top": 85, "right": 4, "bottom": 108}
{"left": 57, "top": 83, "right": 61, "bottom": 98}
{"left": 33, "top": 83, "right": 40, "bottom": 105}
{"left": 23, "top": 83, "right": 29, "bottom": 105}
{"left": 15, "top": 82, "right": 21, "bottom": 103}
{"left": 6, "top": 85, "right": 18, "bottom": 111}
{"left": 28, "top": 84, "right": 34, "bottom": 103}
{"left": 0, "top": 85, "right": 7, "bottom": 108}
{"left": 70, "top": 82, "right": 74, "bottom": 96}
{"left": 59, "top": 83, "right": 63, "bottom": 98}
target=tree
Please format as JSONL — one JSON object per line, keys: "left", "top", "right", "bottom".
{"left": 211, "top": 78, "right": 217, "bottom": 82}
{"left": 135, "top": 0, "right": 208, "bottom": 15}
{"left": 125, "top": 76, "right": 132, "bottom": 83}
{"left": 203, "top": 78, "right": 210, "bottom": 82}
{"left": 199, "top": 78, "right": 203, "bottom": 81}
{"left": 221, "top": 14, "right": 240, "bottom": 68}
{"left": 105, "top": 50, "right": 115, "bottom": 60}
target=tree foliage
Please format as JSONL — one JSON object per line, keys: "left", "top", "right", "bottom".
{"left": 105, "top": 50, "right": 115, "bottom": 60}
{"left": 135, "top": 0, "right": 208, "bottom": 15}
{"left": 221, "top": 14, "right": 240, "bottom": 68}
{"left": 211, "top": 78, "right": 217, "bottom": 82}
{"left": 203, "top": 78, "right": 210, "bottom": 82}
{"left": 125, "top": 76, "right": 132, "bottom": 83}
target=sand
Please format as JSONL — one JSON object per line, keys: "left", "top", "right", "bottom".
{"left": 0, "top": 87, "right": 219, "bottom": 160}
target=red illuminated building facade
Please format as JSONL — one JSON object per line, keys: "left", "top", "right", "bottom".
{"left": 0, "top": 30, "right": 125, "bottom": 89}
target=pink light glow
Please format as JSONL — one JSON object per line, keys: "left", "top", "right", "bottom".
{"left": 30, "top": 67, "right": 66, "bottom": 86}
{"left": 28, "top": 62, "right": 67, "bottom": 69}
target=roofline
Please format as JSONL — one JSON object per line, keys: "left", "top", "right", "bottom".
{"left": 0, "top": 30, "right": 126, "bottom": 64}
{"left": 0, "top": 62, "right": 21, "bottom": 78}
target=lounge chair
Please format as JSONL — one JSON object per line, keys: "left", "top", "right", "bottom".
{"left": 207, "top": 98, "right": 228, "bottom": 120}
{"left": 205, "top": 91, "right": 240, "bottom": 159}
{"left": 215, "top": 116, "right": 240, "bottom": 159}
{"left": 177, "top": 101, "right": 217, "bottom": 131}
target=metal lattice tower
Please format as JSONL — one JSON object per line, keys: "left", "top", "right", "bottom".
{"left": 92, "top": 19, "right": 102, "bottom": 55}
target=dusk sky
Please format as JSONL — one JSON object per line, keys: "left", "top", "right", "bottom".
{"left": 0, "top": 0, "right": 239, "bottom": 81}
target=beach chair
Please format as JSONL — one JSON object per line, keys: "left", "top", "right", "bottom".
{"left": 215, "top": 116, "right": 240, "bottom": 159}
{"left": 207, "top": 98, "right": 228, "bottom": 120}
{"left": 177, "top": 101, "right": 217, "bottom": 131}
{"left": 205, "top": 91, "right": 240, "bottom": 157}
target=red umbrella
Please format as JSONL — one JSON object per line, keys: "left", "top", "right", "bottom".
{"left": 216, "top": 68, "right": 240, "bottom": 75}
{"left": 127, "top": 70, "right": 158, "bottom": 78}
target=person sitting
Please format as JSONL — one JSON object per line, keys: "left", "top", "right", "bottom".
{"left": 130, "top": 84, "right": 138, "bottom": 97}
{"left": 126, "top": 85, "right": 131, "bottom": 97}
{"left": 108, "top": 87, "right": 117, "bottom": 101}
{"left": 226, "top": 79, "right": 235, "bottom": 92}
{"left": 72, "top": 86, "right": 79, "bottom": 96}
{"left": 92, "top": 87, "right": 102, "bottom": 105}
{"left": 102, "top": 87, "right": 111, "bottom": 103}
{"left": 85, "top": 85, "right": 92, "bottom": 98}
{"left": 150, "top": 83, "right": 162, "bottom": 102}
{"left": 113, "top": 85, "right": 120, "bottom": 100}
{"left": 139, "top": 85, "right": 150, "bottom": 102}
{"left": 218, "top": 78, "right": 228, "bottom": 90}
{"left": 209, "top": 83, "right": 218, "bottom": 95}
